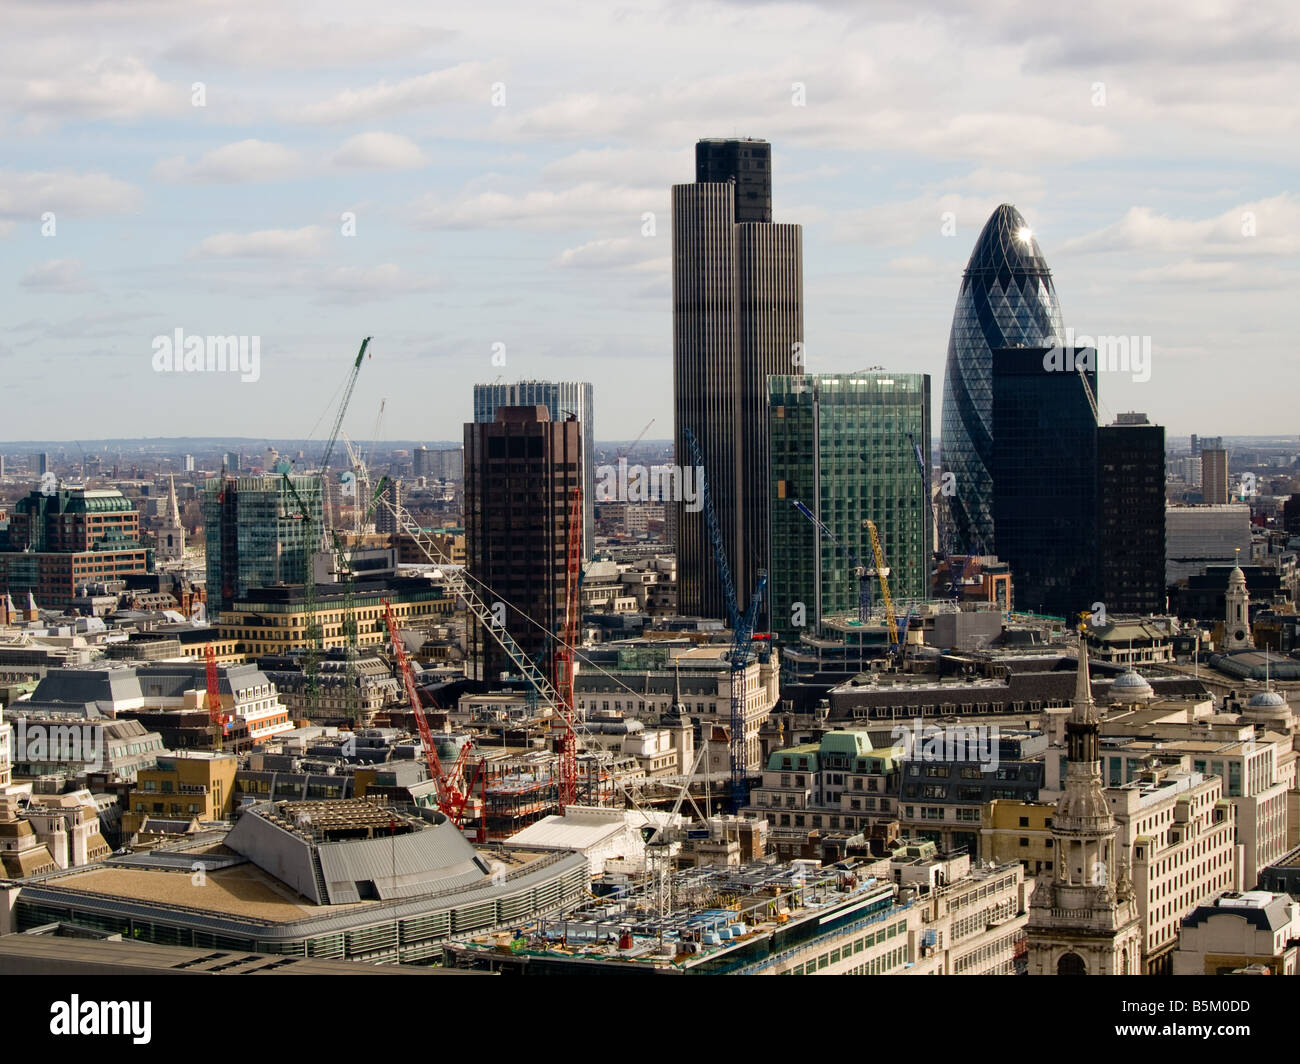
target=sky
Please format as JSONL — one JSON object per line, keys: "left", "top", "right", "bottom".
{"left": 1, "top": 0, "right": 1297, "bottom": 449}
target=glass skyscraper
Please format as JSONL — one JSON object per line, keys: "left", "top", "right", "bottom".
{"left": 768, "top": 372, "right": 931, "bottom": 642}
{"left": 991, "top": 347, "right": 1097, "bottom": 620}
{"left": 202, "top": 474, "right": 324, "bottom": 614}
{"left": 940, "top": 204, "right": 1064, "bottom": 555}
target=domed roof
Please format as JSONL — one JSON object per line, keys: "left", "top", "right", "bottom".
{"left": 1242, "top": 687, "right": 1293, "bottom": 728}
{"left": 1110, "top": 669, "right": 1154, "bottom": 701}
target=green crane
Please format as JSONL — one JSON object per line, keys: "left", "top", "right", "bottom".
{"left": 283, "top": 337, "right": 372, "bottom": 717}
{"left": 328, "top": 476, "right": 390, "bottom": 725}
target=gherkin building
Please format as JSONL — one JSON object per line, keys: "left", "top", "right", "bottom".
{"left": 940, "top": 204, "right": 1064, "bottom": 555}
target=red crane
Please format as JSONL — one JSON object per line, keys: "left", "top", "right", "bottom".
{"left": 552, "top": 486, "right": 582, "bottom": 811}
{"left": 204, "top": 644, "right": 231, "bottom": 751}
{"left": 381, "top": 599, "right": 480, "bottom": 828}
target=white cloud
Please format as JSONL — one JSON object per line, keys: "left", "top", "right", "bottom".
{"left": 289, "top": 62, "right": 490, "bottom": 123}
{"left": 165, "top": 17, "right": 451, "bottom": 69}
{"left": 411, "top": 183, "right": 665, "bottom": 231}
{"left": 154, "top": 140, "right": 303, "bottom": 184}
{"left": 0, "top": 169, "right": 140, "bottom": 220}
{"left": 194, "top": 225, "right": 330, "bottom": 259}
{"left": 17, "top": 56, "right": 183, "bottom": 123}
{"left": 19, "top": 259, "right": 96, "bottom": 293}
{"left": 332, "top": 132, "right": 429, "bottom": 170}
{"left": 555, "top": 237, "right": 666, "bottom": 272}
{"left": 1060, "top": 196, "right": 1300, "bottom": 256}
{"left": 313, "top": 264, "right": 440, "bottom": 303}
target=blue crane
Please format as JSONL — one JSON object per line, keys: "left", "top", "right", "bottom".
{"left": 791, "top": 499, "right": 873, "bottom": 622}
{"left": 683, "top": 427, "right": 766, "bottom": 811}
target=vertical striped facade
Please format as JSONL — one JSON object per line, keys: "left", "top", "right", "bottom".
{"left": 672, "top": 170, "right": 803, "bottom": 624}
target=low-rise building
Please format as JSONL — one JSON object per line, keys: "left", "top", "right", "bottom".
{"left": 122, "top": 751, "right": 237, "bottom": 836}
{"left": 1172, "top": 890, "right": 1300, "bottom": 975}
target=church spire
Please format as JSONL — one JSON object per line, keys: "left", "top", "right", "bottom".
{"left": 167, "top": 474, "right": 182, "bottom": 525}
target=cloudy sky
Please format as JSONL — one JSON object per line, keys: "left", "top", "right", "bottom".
{"left": 2, "top": 0, "right": 1296, "bottom": 448}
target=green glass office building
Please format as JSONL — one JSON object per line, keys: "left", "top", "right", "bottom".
{"left": 768, "top": 372, "right": 931, "bottom": 642}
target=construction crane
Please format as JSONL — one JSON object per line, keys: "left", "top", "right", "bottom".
{"left": 317, "top": 337, "right": 372, "bottom": 529}
{"left": 791, "top": 500, "right": 873, "bottom": 623}
{"left": 280, "top": 473, "right": 326, "bottom": 710}
{"left": 864, "top": 520, "right": 899, "bottom": 646}
{"left": 377, "top": 495, "right": 564, "bottom": 710}
{"left": 551, "top": 487, "right": 583, "bottom": 811}
{"left": 381, "top": 599, "right": 479, "bottom": 827}
{"left": 682, "top": 428, "right": 740, "bottom": 630}
{"left": 340, "top": 432, "right": 368, "bottom": 535}
{"left": 280, "top": 338, "right": 371, "bottom": 716}
{"left": 326, "top": 476, "right": 391, "bottom": 724}
{"left": 684, "top": 426, "right": 766, "bottom": 811}
{"left": 204, "top": 644, "right": 231, "bottom": 752}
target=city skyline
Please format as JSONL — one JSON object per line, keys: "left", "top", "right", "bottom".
{"left": 2, "top": 1, "right": 1296, "bottom": 444}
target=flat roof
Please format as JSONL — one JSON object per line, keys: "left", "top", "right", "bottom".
{"left": 0, "top": 935, "right": 469, "bottom": 975}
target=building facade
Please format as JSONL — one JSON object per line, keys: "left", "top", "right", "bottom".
{"left": 1098, "top": 417, "right": 1166, "bottom": 614}
{"left": 202, "top": 475, "right": 324, "bottom": 614}
{"left": 673, "top": 138, "right": 803, "bottom": 622}
{"left": 465, "top": 405, "right": 582, "bottom": 683}
{"left": 991, "top": 346, "right": 1098, "bottom": 620}
{"left": 768, "top": 372, "right": 931, "bottom": 641}
{"left": 0, "top": 488, "right": 150, "bottom": 609}
{"left": 1027, "top": 638, "right": 1143, "bottom": 975}
{"left": 473, "top": 381, "right": 593, "bottom": 560}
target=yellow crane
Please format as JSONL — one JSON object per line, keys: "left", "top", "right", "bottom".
{"left": 864, "top": 520, "right": 899, "bottom": 645}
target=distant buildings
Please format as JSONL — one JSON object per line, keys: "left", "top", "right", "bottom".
{"left": 473, "top": 381, "right": 593, "bottom": 559}
{"left": 413, "top": 446, "right": 463, "bottom": 482}
{"left": 1201, "top": 447, "right": 1230, "bottom": 504}
{"left": 767, "top": 371, "right": 931, "bottom": 640}
{"left": 465, "top": 405, "right": 581, "bottom": 683}
{"left": 673, "top": 137, "right": 803, "bottom": 622}
{"left": 201, "top": 474, "right": 323, "bottom": 614}
{"left": 941, "top": 205, "right": 1065, "bottom": 556}
{"left": 0, "top": 487, "right": 149, "bottom": 609}
{"left": 1165, "top": 504, "right": 1252, "bottom": 586}
{"left": 991, "top": 346, "right": 1098, "bottom": 619}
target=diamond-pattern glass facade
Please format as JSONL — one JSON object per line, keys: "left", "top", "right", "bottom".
{"left": 940, "top": 205, "right": 1064, "bottom": 555}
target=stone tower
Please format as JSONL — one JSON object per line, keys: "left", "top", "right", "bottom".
{"left": 1221, "top": 554, "right": 1253, "bottom": 650}
{"left": 1027, "top": 628, "right": 1142, "bottom": 975}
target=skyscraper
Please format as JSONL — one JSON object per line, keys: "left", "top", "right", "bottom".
{"left": 473, "top": 381, "right": 593, "bottom": 560}
{"left": 1201, "top": 447, "right": 1229, "bottom": 504}
{"left": 202, "top": 474, "right": 323, "bottom": 614}
{"left": 1098, "top": 415, "right": 1166, "bottom": 614}
{"left": 768, "top": 372, "right": 931, "bottom": 641}
{"left": 464, "top": 406, "right": 581, "bottom": 683}
{"left": 673, "top": 137, "right": 803, "bottom": 621}
{"left": 991, "top": 346, "right": 1098, "bottom": 620}
{"left": 941, "top": 205, "right": 1065, "bottom": 555}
